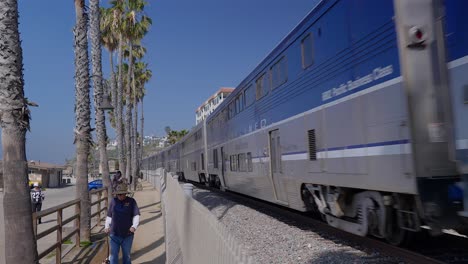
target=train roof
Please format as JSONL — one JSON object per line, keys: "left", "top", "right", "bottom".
{"left": 207, "top": 0, "right": 329, "bottom": 122}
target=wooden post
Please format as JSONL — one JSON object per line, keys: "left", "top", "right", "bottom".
{"left": 75, "top": 202, "right": 80, "bottom": 247}
{"left": 104, "top": 189, "right": 109, "bottom": 210}
{"left": 57, "top": 209, "right": 62, "bottom": 264}
{"left": 32, "top": 212, "right": 37, "bottom": 238}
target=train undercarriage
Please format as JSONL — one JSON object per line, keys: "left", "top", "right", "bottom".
{"left": 301, "top": 182, "right": 467, "bottom": 246}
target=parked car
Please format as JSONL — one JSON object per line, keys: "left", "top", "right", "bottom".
{"left": 88, "top": 179, "right": 103, "bottom": 191}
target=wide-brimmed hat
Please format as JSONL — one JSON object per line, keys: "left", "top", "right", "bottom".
{"left": 113, "top": 183, "right": 132, "bottom": 195}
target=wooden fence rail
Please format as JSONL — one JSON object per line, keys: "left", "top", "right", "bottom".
{"left": 33, "top": 187, "right": 108, "bottom": 264}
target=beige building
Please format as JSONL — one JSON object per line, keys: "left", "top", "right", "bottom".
{"left": 195, "top": 87, "right": 234, "bottom": 125}
{"left": 0, "top": 160, "right": 65, "bottom": 188}
{"left": 28, "top": 161, "right": 66, "bottom": 188}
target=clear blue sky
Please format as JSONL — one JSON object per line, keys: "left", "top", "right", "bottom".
{"left": 0, "top": 0, "right": 319, "bottom": 164}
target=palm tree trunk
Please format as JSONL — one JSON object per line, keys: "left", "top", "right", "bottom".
{"left": 117, "top": 34, "right": 126, "bottom": 176}
{"left": 0, "top": 1, "right": 38, "bottom": 262}
{"left": 90, "top": 0, "right": 111, "bottom": 202}
{"left": 125, "top": 103, "right": 132, "bottom": 182}
{"left": 74, "top": 0, "right": 91, "bottom": 241}
{"left": 109, "top": 53, "right": 117, "bottom": 127}
{"left": 132, "top": 69, "right": 138, "bottom": 189}
{"left": 125, "top": 41, "right": 134, "bottom": 181}
{"left": 132, "top": 98, "right": 138, "bottom": 189}
{"left": 140, "top": 97, "right": 144, "bottom": 163}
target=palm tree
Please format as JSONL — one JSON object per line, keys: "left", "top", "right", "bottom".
{"left": 124, "top": 45, "right": 148, "bottom": 189}
{"left": 0, "top": 1, "right": 38, "bottom": 262}
{"left": 131, "top": 61, "right": 151, "bottom": 186}
{"left": 100, "top": 7, "right": 118, "bottom": 110}
{"left": 90, "top": 0, "right": 111, "bottom": 201}
{"left": 121, "top": 0, "right": 151, "bottom": 184}
{"left": 124, "top": 0, "right": 152, "bottom": 184}
{"left": 133, "top": 62, "right": 152, "bottom": 167}
{"left": 109, "top": 0, "right": 126, "bottom": 178}
{"left": 167, "top": 129, "right": 189, "bottom": 145}
{"left": 73, "top": 0, "right": 92, "bottom": 241}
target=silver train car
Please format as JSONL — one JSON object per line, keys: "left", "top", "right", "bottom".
{"left": 143, "top": 0, "right": 468, "bottom": 244}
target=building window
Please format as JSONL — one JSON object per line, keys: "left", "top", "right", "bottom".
{"left": 270, "top": 56, "right": 287, "bottom": 89}
{"left": 301, "top": 33, "right": 314, "bottom": 69}
{"left": 256, "top": 73, "right": 269, "bottom": 100}
{"left": 213, "top": 149, "right": 219, "bottom": 169}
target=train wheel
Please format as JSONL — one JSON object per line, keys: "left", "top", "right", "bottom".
{"left": 214, "top": 176, "right": 221, "bottom": 189}
{"left": 301, "top": 186, "right": 326, "bottom": 221}
{"left": 385, "top": 206, "right": 412, "bottom": 246}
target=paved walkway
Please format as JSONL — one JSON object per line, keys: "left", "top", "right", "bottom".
{"left": 130, "top": 181, "right": 165, "bottom": 263}
{"left": 62, "top": 181, "right": 165, "bottom": 264}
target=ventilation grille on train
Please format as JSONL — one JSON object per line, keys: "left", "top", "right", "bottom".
{"left": 308, "top": 129, "right": 317, "bottom": 160}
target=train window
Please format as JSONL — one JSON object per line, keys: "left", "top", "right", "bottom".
{"left": 201, "top": 153, "right": 205, "bottom": 170}
{"left": 228, "top": 102, "right": 235, "bottom": 119}
{"left": 301, "top": 33, "right": 314, "bottom": 69}
{"left": 256, "top": 73, "right": 269, "bottom": 100}
{"left": 230, "top": 155, "right": 237, "bottom": 171}
{"left": 235, "top": 93, "right": 244, "bottom": 113}
{"left": 213, "top": 149, "right": 219, "bottom": 169}
{"left": 308, "top": 129, "right": 317, "bottom": 160}
{"left": 235, "top": 94, "right": 244, "bottom": 114}
{"left": 244, "top": 84, "right": 255, "bottom": 107}
{"left": 191, "top": 162, "right": 196, "bottom": 171}
{"left": 270, "top": 56, "right": 287, "bottom": 90}
{"left": 238, "top": 153, "right": 246, "bottom": 172}
{"left": 247, "top": 152, "right": 253, "bottom": 172}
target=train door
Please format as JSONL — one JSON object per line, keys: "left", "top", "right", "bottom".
{"left": 269, "top": 129, "right": 288, "bottom": 204}
{"left": 220, "top": 147, "right": 227, "bottom": 188}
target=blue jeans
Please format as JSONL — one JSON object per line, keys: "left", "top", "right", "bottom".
{"left": 109, "top": 234, "right": 134, "bottom": 264}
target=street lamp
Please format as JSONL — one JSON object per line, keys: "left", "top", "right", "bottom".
{"left": 98, "top": 95, "right": 114, "bottom": 111}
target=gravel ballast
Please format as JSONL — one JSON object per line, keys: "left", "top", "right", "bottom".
{"left": 191, "top": 187, "right": 403, "bottom": 264}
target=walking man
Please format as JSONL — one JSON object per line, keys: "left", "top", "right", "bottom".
{"left": 111, "top": 170, "right": 124, "bottom": 192}
{"left": 105, "top": 183, "right": 140, "bottom": 264}
{"left": 30, "top": 182, "right": 45, "bottom": 224}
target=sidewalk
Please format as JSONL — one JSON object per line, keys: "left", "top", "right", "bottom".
{"left": 130, "top": 181, "right": 165, "bottom": 263}
{"left": 62, "top": 181, "right": 165, "bottom": 264}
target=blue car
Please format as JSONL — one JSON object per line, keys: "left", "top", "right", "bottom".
{"left": 88, "top": 179, "right": 103, "bottom": 190}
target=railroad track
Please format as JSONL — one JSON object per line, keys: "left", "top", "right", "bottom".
{"left": 190, "top": 181, "right": 467, "bottom": 264}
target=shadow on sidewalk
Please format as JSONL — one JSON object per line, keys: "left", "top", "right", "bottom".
{"left": 139, "top": 212, "right": 162, "bottom": 226}
{"left": 62, "top": 231, "right": 108, "bottom": 264}
{"left": 138, "top": 253, "right": 166, "bottom": 264}
{"left": 138, "top": 201, "right": 161, "bottom": 210}
{"left": 132, "top": 236, "right": 165, "bottom": 260}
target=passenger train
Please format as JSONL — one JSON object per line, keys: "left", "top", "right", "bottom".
{"left": 143, "top": 0, "right": 468, "bottom": 244}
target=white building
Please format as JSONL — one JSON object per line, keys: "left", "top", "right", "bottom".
{"left": 196, "top": 87, "right": 234, "bottom": 125}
